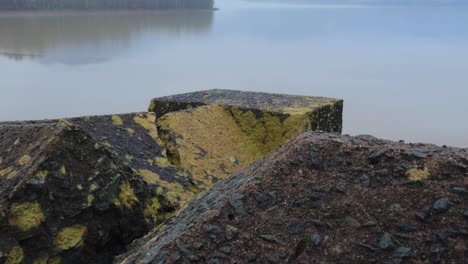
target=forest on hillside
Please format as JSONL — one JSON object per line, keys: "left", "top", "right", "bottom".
{"left": 0, "top": 0, "right": 214, "bottom": 10}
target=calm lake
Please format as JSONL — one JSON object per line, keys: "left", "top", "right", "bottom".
{"left": 1, "top": 1, "right": 467, "bottom": 147}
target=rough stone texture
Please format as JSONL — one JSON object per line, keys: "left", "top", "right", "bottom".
{"left": 0, "top": 122, "right": 173, "bottom": 264}
{"left": 115, "top": 132, "right": 468, "bottom": 264}
{"left": 64, "top": 113, "right": 200, "bottom": 207}
{"left": 151, "top": 89, "right": 343, "bottom": 190}
{"left": 3, "top": 113, "right": 200, "bottom": 208}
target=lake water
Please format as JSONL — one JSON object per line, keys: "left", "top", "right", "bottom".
{"left": 1, "top": 1, "right": 467, "bottom": 147}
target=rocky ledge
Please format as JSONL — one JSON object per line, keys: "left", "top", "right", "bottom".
{"left": 151, "top": 89, "right": 343, "bottom": 190}
{"left": 0, "top": 90, "right": 343, "bottom": 264}
{"left": 115, "top": 133, "right": 468, "bottom": 264}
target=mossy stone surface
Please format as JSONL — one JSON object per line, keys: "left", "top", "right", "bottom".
{"left": 151, "top": 89, "right": 343, "bottom": 191}
{"left": 0, "top": 123, "right": 172, "bottom": 264}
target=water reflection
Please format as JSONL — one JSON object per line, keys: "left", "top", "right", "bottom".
{"left": 0, "top": 10, "right": 214, "bottom": 64}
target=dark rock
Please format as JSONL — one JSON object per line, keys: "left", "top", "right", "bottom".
{"left": 253, "top": 192, "right": 270, "bottom": 206}
{"left": 345, "top": 216, "right": 361, "bottom": 228}
{"left": 335, "top": 183, "right": 348, "bottom": 194}
{"left": 175, "top": 239, "right": 199, "bottom": 261}
{"left": 116, "top": 133, "right": 468, "bottom": 264}
{"left": 430, "top": 243, "right": 447, "bottom": 263}
{"left": 310, "top": 192, "right": 323, "bottom": 201}
{"left": 410, "top": 148, "right": 428, "bottom": 158}
{"left": 464, "top": 210, "right": 468, "bottom": 218}
{"left": 396, "top": 221, "right": 418, "bottom": 233}
{"left": 357, "top": 242, "right": 377, "bottom": 251}
{"left": 393, "top": 247, "right": 412, "bottom": 258}
{"left": 433, "top": 198, "right": 450, "bottom": 212}
{"left": 452, "top": 187, "right": 466, "bottom": 193}
{"left": 379, "top": 233, "right": 395, "bottom": 250}
{"left": 281, "top": 166, "right": 291, "bottom": 176}
{"left": 229, "top": 196, "right": 247, "bottom": 216}
{"left": 242, "top": 233, "right": 252, "bottom": 241}
{"left": 288, "top": 221, "right": 306, "bottom": 235}
{"left": 269, "top": 191, "right": 278, "bottom": 204}
{"left": 309, "top": 234, "right": 321, "bottom": 246}
{"left": 359, "top": 175, "right": 370, "bottom": 187}
{"left": 203, "top": 224, "right": 224, "bottom": 244}
{"left": 375, "top": 169, "right": 390, "bottom": 177}
{"left": 259, "top": 235, "right": 279, "bottom": 243}
{"left": 369, "top": 149, "right": 386, "bottom": 160}
{"left": 220, "top": 246, "right": 232, "bottom": 254}
{"left": 307, "top": 151, "right": 323, "bottom": 170}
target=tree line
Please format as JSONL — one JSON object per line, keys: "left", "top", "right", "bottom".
{"left": 0, "top": 0, "right": 214, "bottom": 10}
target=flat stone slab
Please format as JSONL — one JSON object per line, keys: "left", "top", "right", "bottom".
{"left": 116, "top": 132, "right": 468, "bottom": 264}
{"left": 151, "top": 89, "right": 343, "bottom": 190}
{"left": 150, "top": 89, "right": 343, "bottom": 133}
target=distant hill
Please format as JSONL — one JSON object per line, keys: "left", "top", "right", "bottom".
{"left": 0, "top": 0, "right": 214, "bottom": 10}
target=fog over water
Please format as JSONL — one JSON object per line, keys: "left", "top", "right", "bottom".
{"left": 0, "top": 0, "right": 467, "bottom": 147}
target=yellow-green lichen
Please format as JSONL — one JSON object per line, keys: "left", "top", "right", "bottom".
{"left": 32, "top": 256, "right": 48, "bottom": 264}
{"left": 13, "top": 138, "right": 20, "bottom": 145}
{"left": 407, "top": 167, "right": 431, "bottom": 181}
{"left": 76, "top": 184, "right": 83, "bottom": 190}
{"left": 144, "top": 197, "right": 161, "bottom": 223}
{"left": 58, "top": 119, "right": 73, "bottom": 126}
{"left": 53, "top": 225, "right": 87, "bottom": 251}
{"left": 89, "top": 183, "right": 99, "bottom": 192}
{"left": 59, "top": 166, "right": 66, "bottom": 175}
{"left": 118, "top": 182, "right": 139, "bottom": 209}
{"left": 111, "top": 115, "right": 124, "bottom": 126}
{"left": 133, "top": 113, "right": 159, "bottom": 141}
{"left": 230, "top": 107, "right": 311, "bottom": 154}
{"left": 33, "top": 256, "right": 61, "bottom": 264}
{"left": 0, "top": 157, "right": 4, "bottom": 164}
{"left": 157, "top": 105, "right": 263, "bottom": 186}
{"left": 0, "top": 167, "right": 13, "bottom": 177}
{"left": 113, "top": 199, "right": 122, "bottom": 207}
{"left": 125, "top": 154, "right": 133, "bottom": 161}
{"left": 6, "top": 170, "right": 18, "bottom": 180}
{"left": 18, "top": 155, "right": 32, "bottom": 165}
{"left": 5, "top": 246, "right": 24, "bottom": 264}
{"left": 149, "top": 100, "right": 156, "bottom": 111}
{"left": 86, "top": 195, "right": 95, "bottom": 206}
{"left": 138, "top": 169, "right": 193, "bottom": 206}
{"left": 35, "top": 170, "right": 49, "bottom": 183}
{"left": 48, "top": 257, "right": 62, "bottom": 264}
{"left": 126, "top": 128, "right": 135, "bottom": 136}
{"left": 101, "top": 141, "right": 112, "bottom": 148}
{"left": 154, "top": 157, "right": 171, "bottom": 168}
{"left": 9, "top": 201, "right": 44, "bottom": 231}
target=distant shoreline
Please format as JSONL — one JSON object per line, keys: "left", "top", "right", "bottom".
{"left": 0, "top": 8, "right": 218, "bottom": 13}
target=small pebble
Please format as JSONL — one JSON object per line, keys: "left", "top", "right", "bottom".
{"left": 452, "top": 187, "right": 466, "bottom": 193}
{"left": 309, "top": 234, "right": 321, "bottom": 246}
{"left": 220, "top": 246, "right": 232, "bottom": 254}
{"left": 359, "top": 175, "right": 370, "bottom": 187}
{"left": 379, "top": 233, "right": 395, "bottom": 250}
{"left": 228, "top": 156, "right": 238, "bottom": 164}
{"left": 433, "top": 198, "right": 450, "bottom": 212}
{"left": 345, "top": 216, "right": 361, "bottom": 228}
{"left": 393, "top": 247, "right": 412, "bottom": 258}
